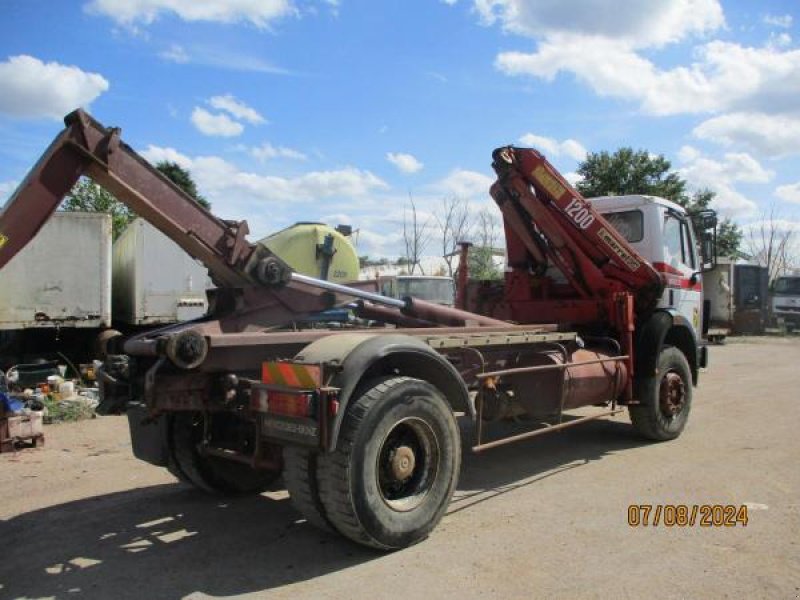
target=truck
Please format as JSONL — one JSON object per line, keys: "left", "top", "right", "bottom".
{"left": 378, "top": 275, "right": 456, "bottom": 306}
{"left": 0, "top": 110, "right": 716, "bottom": 550}
{"left": 0, "top": 211, "right": 111, "bottom": 367}
{"left": 771, "top": 275, "right": 800, "bottom": 331}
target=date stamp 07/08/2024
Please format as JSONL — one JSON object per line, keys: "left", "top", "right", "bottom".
{"left": 627, "top": 504, "right": 750, "bottom": 528}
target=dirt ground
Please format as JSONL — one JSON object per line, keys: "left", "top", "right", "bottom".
{"left": 1, "top": 337, "right": 798, "bottom": 599}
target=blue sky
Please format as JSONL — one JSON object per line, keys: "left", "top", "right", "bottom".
{"left": 1, "top": 0, "right": 799, "bottom": 257}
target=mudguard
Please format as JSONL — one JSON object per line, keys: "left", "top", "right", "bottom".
{"left": 295, "top": 333, "right": 471, "bottom": 452}
{"left": 635, "top": 309, "right": 699, "bottom": 385}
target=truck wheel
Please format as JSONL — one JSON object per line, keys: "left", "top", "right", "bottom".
{"left": 283, "top": 447, "right": 333, "bottom": 532}
{"left": 629, "top": 347, "right": 692, "bottom": 441}
{"left": 170, "top": 412, "right": 280, "bottom": 495}
{"left": 316, "top": 376, "right": 461, "bottom": 550}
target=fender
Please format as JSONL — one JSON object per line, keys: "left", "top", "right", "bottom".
{"left": 635, "top": 309, "right": 699, "bottom": 385}
{"left": 295, "top": 333, "right": 471, "bottom": 452}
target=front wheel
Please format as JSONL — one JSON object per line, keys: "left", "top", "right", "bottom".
{"left": 629, "top": 347, "right": 693, "bottom": 441}
{"left": 314, "top": 376, "right": 461, "bottom": 550}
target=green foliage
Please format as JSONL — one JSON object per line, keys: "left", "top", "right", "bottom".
{"left": 468, "top": 246, "right": 502, "bottom": 280}
{"left": 62, "top": 179, "right": 134, "bottom": 240}
{"left": 576, "top": 149, "right": 743, "bottom": 258}
{"left": 62, "top": 161, "right": 209, "bottom": 240}
{"left": 576, "top": 148, "right": 686, "bottom": 202}
{"left": 156, "top": 161, "right": 210, "bottom": 209}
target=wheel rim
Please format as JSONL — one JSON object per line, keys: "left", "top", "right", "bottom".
{"left": 659, "top": 371, "right": 686, "bottom": 418}
{"left": 376, "top": 417, "right": 440, "bottom": 512}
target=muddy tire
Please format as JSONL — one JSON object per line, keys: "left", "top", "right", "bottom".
{"left": 629, "top": 347, "right": 693, "bottom": 441}
{"left": 315, "top": 376, "right": 461, "bottom": 550}
{"left": 170, "top": 412, "right": 280, "bottom": 495}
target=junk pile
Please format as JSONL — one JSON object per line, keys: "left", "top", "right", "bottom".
{"left": 0, "top": 360, "right": 100, "bottom": 453}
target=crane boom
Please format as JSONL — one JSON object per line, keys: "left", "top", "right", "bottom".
{"left": 489, "top": 146, "right": 664, "bottom": 315}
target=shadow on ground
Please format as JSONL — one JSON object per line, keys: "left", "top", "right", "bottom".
{"left": 0, "top": 416, "right": 649, "bottom": 599}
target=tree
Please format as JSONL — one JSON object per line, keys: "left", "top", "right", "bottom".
{"left": 576, "top": 148, "right": 743, "bottom": 258}
{"left": 156, "top": 161, "right": 210, "bottom": 209}
{"left": 468, "top": 209, "right": 503, "bottom": 280}
{"left": 402, "top": 194, "right": 433, "bottom": 275}
{"left": 62, "top": 178, "right": 134, "bottom": 240}
{"left": 576, "top": 148, "right": 685, "bottom": 202}
{"left": 435, "top": 196, "right": 472, "bottom": 277}
{"left": 745, "top": 203, "right": 797, "bottom": 281}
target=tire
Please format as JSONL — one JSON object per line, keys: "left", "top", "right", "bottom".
{"left": 283, "top": 447, "right": 333, "bottom": 532}
{"left": 629, "top": 347, "right": 693, "bottom": 441}
{"left": 170, "top": 412, "right": 280, "bottom": 495}
{"left": 315, "top": 376, "right": 461, "bottom": 550}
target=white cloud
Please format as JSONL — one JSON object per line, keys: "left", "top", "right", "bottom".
{"left": 676, "top": 146, "right": 772, "bottom": 218}
{"left": 139, "top": 145, "right": 388, "bottom": 208}
{"left": 209, "top": 94, "right": 265, "bottom": 125}
{"left": 428, "top": 168, "right": 494, "bottom": 198}
{"left": 693, "top": 112, "right": 800, "bottom": 157}
{"left": 498, "top": 38, "right": 800, "bottom": 116}
{"left": 776, "top": 182, "right": 800, "bottom": 204}
{"left": 159, "top": 44, "right": 189, "bottom": 63}
{"left": 0, "top": 55, "right": 109, "bottom": 120}
{"left": 251, "top": 142, "right": 307, "bottom": 161}
{"left": 85, "top": 0, "right": 295, "bottom": 28}
{"left": 518, "top": 133, "right": 586, "bottom": 160}
{"left": 475, "top": 0, "right": 724, "bottom": 48}
{"left": 386, "top": 152, "right": 424, "bottom": 174}
{"left": 563, "top": 171, "right": 583, "bottom": 186}
{"left": 190, "top": 107, "right": 244, "bottom": 137}
{"left": 763, "top": 14, "right": 792, "bottom": 28}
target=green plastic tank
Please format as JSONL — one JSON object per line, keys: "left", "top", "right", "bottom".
{"left": 258, "top": 222, "right": 359, "bottom": 283}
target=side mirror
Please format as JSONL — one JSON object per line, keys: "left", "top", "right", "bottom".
{"left": 700, "top": 231, "right": 716, "bottom": 272}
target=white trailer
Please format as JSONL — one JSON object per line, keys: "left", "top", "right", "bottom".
{"left": 112, "top": 218, "right": 209, "bottom": 326}
{"left": 0, "top": 211, "right": 111, "bottom": 330}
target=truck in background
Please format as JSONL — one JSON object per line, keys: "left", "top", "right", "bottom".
{"left": 379, "top": 275, "right": 456, "bottom": 306}
{"left": 0, "top": 211, "right": 111, "bottom": 368}
{"left": 771, "top": 275, "right": 800, "bottom": 331}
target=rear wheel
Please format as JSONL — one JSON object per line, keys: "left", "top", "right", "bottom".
{"left": 629, "top": 347, "right": 693, "bottom": 441}
{"left": 169, "top": 412, "right": 280, "bottom": 495}
{"left": 314, "top": 376, "right": 461, "bottom": 550}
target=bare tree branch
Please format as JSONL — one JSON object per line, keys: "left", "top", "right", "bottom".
{"left": 402, "top": 193, "right": 433, "bottom": 275}
{"left": 746, "top": 202, "right": 797, "bottom": 281}
{"left": 435, "top": 196, "right": 472, "bottom": 277}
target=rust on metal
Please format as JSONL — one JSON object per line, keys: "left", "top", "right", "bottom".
{"left": 472, "top": 408, "right": 625, "bottom": 453}
{"left": 476, "top": 355, "right": 629, "bottom": 379}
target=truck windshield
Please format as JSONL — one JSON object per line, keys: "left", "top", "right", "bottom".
{"left": 396, "top": 278, "right": 455, "bottom": 305}
{"left": 600, "top": 210, "right": 643, "bottom": 243}
{"left": 773, "top": 277, "right": 800, "bottom": 295}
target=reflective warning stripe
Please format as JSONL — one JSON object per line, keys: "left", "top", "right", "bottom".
{"left": 262, "top": 361, "right": 321, "bottom": 389}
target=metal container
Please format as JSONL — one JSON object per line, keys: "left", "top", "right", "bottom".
{"left": 0, "top": 211, "right": 111, "bottom": 330}
{"left": 112, "top": 218, "right": 210, "bottom": 325}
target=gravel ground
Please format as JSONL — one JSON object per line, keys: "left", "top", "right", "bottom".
{"left": 1, "top": 336, "right": 798, "bottom": 599}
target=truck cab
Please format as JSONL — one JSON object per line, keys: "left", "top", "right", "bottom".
{"left": 771, "top": 276, "right": 800, "bottom": 330}
{"left": 589, "top": 195, "right": 710, "bottom": 340}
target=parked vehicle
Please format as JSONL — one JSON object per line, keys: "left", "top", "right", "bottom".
{"left": 0, "top": 111, "right": 716, "bottom": 550}
{"left": 771, "top": 275, "right": 800, "bottom": 330}
{"left": 0, "top": 211, "right": 111, "bottom": 367}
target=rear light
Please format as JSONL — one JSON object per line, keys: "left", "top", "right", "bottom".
{"left": 268, "top": 391, "right": 315, "bottom": 418}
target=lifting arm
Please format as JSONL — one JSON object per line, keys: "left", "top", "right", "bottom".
{"left": 489, "top": 146, "right": 663, "bottom": 314}
{"left": 0, "top": 109, "right": 280, "bottom": 289}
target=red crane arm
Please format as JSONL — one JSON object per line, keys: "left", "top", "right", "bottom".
{"left": 490, "top": 146, "right": 663, "bottom": 313}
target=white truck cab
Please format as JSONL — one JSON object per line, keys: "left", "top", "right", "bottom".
{"left": 771, "top": 276, "right": 800, "bottom": 330}
{"left": 589, "top": 195, "right": 711, "bottom": 340}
